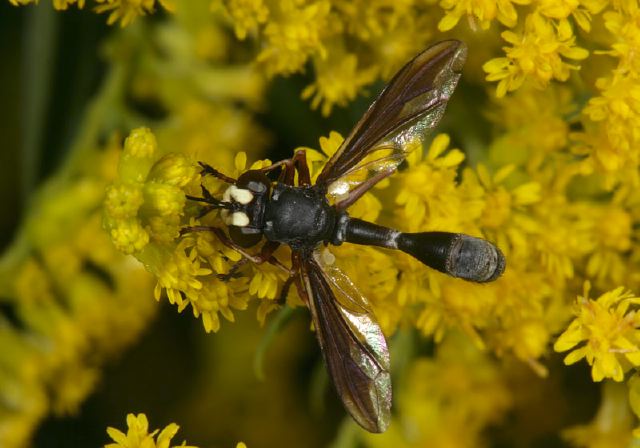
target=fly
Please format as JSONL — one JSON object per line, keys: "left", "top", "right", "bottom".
{"left": 182, "top": 40, "right": 505, "bottom": 433}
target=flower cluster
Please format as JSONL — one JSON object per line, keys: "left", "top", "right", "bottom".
{"left": 555, "top": 283, "right": 640, "bottom": 382}
{"left": 105, "top": 413, "right": 199, "bottom": 448}
{"left": 9, "top": 0, "right": 640, "bottom": 446}
{"left": 220, "top": 0, "right": 440, "bottom": 115}
{"left": 2, "top": 2, "right": 269, "bottom": 445}
{"left": 8, "top": 0, "right": 174, "bottom": 25}
{"left": 361, "top": 334, "right": 512, "bottom": 447}
{"left": 105, "top": 413, "right": 250, "bottom": 448}
{"left": 0, "top": 135, "right": 156, "bottom": 448}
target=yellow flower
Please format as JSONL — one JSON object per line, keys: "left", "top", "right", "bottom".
{"left": 602, "top": 3, "right": 640, "bottom": 72}
{"left": 585, "top": 75, "right": 640, "bottom": 127}
{"left": 221, "top": 0, "right": 269, "bottom": 39}
{"left": 394, "top": 134, "right": 468, "bottom": 233}
{"left": 330, "top": 244, "right": 399, "bottom": 334}
{"left": 256, "top": 0, "right": 331, "bottom": 76}
{"left": 302, "top": 51, "right": 378, "bottom": 116}
{"left": 416, "top": 273, "right": 498, "bottom": 346}
{"left": 333, "top": 0, "right": 416, "bottom": 40}
{"left": 53, "top": 0, "right": 86, "bottom": 9}
{"left": 465, "top": 163, "right": 540, "bottom": 259}
{"left": 362, "top": 333, "right": 511, "bottom": 447}
{"left": 535, "top": 0, "right": 607, "bottom": 32}
{"left": 554, "top": 283, "right": 640, "bottom": 382}
{"left": 105, "top": 413, "right": 198, "bottom": 448}
{"left": 107, "top": 129, "right": 286, "bottom": 332}
{"left": 8, "top": 0, "right": 86, "bottom": 6}
{"left": 438, "top": 0, "right": 530, "bottom": 31}
{"left": 159, "top": 101, "right": 269, "bottom": 166}
{"left": 585, "top": 204, "right": 632, "bottom": 287}
{"left": 104, "top": 128, "right": 199, "bottom": 254}
{"left": 486, "top": 84, "right": 575, "bottom": 171}
{"left": 582, "top": 74, "right": 640, "bottom": 181}
{"left": 570, "top": 122, "right": 638, "bottom": 185}
{"left": 94, "top": 0, "right": 175, "bottom": 26}
{"left": 531, "top": 193, "right": 592, "bottom": 282}
{"left": 305, "top": 130, "right": 343, "bottom": 183}
{"left": 484, "top": 13, "right": 588, "bottom": 97}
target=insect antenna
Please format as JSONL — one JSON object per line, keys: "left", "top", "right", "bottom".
{"left": 185, "top": 185, "right": 237, "bottom": 218}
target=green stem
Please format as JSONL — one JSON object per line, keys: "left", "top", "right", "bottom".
{"left": 21, "top": 2, "right": 58, "bottom": 204}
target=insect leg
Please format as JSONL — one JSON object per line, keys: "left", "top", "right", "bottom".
{"left": 277, "top": 276, "right": 295, "bottom": 305}
{"left": 180, "top": 226, "right": 290, "bottom": 275}
{"left": 259, "top": 158, "right": 297, "bottom": 185}
{"left": 292, "top": 150, "right": 311, "bottom": 186}
{"left": 334, "top": 168, "right": 395, "bottom": 211}
{"left": 199, "top": 162, "right": 237, "bottom": 184}
{"left": 290, "top": 252, "right": 309, "bottom": 306}
{"left": 276, "top": 250, "right": 308, "bottom": 305}
{"left": 186, "top": 185, "right": 230, "bottom": 218}
{"left": 259, "top": 150, "right": 310, "bottom": 186}
{"left": 210, "top": 229, "right": 291, "bottom": 275}
{"left": 180, "top": 225, "right": 219, "bottom": 235}
{"left": 217, "top": 258, "right": 250, "bottom": 281}
{"left": 259, "top": 159, "right": 293, "bottom": 174}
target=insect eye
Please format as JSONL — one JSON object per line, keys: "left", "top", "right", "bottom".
{"left": 236, "top": 170, "right": 271, "bottom": 194}
{"left": 229, "top": 226, "right": 262, "bottom": 248}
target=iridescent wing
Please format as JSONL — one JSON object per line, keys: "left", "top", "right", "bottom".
{"left": 315, "top": 40, "right": 467, "bottom": 200}
{"left": 297, "top": 252, "right": 391, "bottom": 433}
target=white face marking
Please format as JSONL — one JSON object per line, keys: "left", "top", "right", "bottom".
{"left": 222, "top": 186, "right": 232, "bottom": 203}
{"left": 231, "top": 212, "right": 250, "bottom": 227}
{"left": 327, "top": 180, "right": 350, "bottom": 201}
{"left": 230, "top": 187, "right": 254, "bottom": 204}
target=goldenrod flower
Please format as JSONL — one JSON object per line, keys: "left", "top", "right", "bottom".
{"left": 394, "top": 134, "right": 467, "bottom": 233}
{"left": 302, "top": 51, "right": 378, "bottom": 116}
{"left": 601, "top": 3, "right": 640, "bottom": 72}
{"left": 105, "top": 413, "right": 197, "bottom": 448}
{"left": 104, "top": 128, "right": 198, "bottom": 254}
{"left": 256, "top": 0, "right": 331, "bottom": 76}
{"left": 94, "top": 0, "right": 175, "bottom": 26}
{"left": 555, "top": 283, "right": 640, "bottom": 382}
{"left": 585, "top": 204, "right": 632, "bottom": 287}
{"left": 535, "top": 0, "right": 606, "bottom": 32}
{"left": 222, "top": 0, "right": 269, "bottom": 39}
{"left": 362, "top": 334, "right": 511, "bottom": 447}
{"left": 438, "top": 0, "right": 530, "bottom": 31}
{"left": 53, "top": 0, "right": 86, "bottom": 9}
{"left": 8, "top": 0, "right": 85, "bottom": 7}
{"left": 12, "top": 0, "right": 640, "bottom": 443}
{"left": 484, "top": 13, "right": 588, "bottom": 97}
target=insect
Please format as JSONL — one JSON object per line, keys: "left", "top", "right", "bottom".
{"left": 183, "top": 40, "right": 505, "bottom": 433}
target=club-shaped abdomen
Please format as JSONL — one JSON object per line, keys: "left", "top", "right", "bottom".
{"left": 395, "top": 232, "right": 505, "bottom": 282}
{"left": 340, "top": 217, "right": 505, "bottom": 282}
